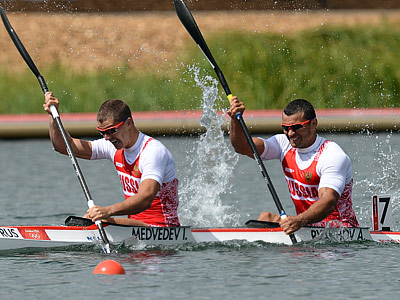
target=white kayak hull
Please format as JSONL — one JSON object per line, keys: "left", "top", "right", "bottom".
{"left": 0, "top": 224, "right": 195, "bottom": 251}
{"left": 0, "top": 221, "right": 394, "bottom": 251}
{"left": 193, "top": 226, "right": 373, "bottom": 244}
{"left": 369, "top": 230, "right": 400, "bottom": 243}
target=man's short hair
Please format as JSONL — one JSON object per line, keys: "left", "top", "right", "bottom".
{"left": 283, "top": 99, "right": 316, "bottom": 120}
{"left": 97, "top": 99, "right": 132, "bottom": 123}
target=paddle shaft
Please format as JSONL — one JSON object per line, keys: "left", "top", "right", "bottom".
{"left": 174, "top": 0, "right": 296, "bottom": 244}
{"left": 0, "top": 6, "right": 111, "bottom": 252}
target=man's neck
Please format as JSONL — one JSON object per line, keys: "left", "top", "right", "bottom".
{"left": 125, "top": 128, "right": 140, "bottom": 149}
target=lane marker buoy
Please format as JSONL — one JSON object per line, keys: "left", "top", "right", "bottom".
{"left": 93, "top": 259, "right": 126, "bottom": 275}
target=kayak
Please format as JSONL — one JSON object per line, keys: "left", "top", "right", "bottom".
{"left": 0, "top": 195, "right": 397, "bottom": 251}
{"left": 0, "top": 218, "right": 373, "bottom": 251}
{"left": 0, "top": 217, "right": 396, "bottom": 251}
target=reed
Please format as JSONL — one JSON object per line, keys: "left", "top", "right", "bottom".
{"left": 0, "top": 25, "right": 399, "bottom": 114}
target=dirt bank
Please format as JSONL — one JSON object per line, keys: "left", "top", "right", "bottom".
{"left": 2, "top": 0, "right": 400, "bottom": 12}
{"left": 1, "top": 10, "right": 400, "bottom": 71}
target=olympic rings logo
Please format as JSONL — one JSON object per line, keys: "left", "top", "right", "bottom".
{"left": 28, "top": 233, "right": 41, "bottom": 239}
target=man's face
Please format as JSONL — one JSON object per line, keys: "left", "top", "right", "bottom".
{"left": 97, "top": 117, "right": 131, "bottom": 149}
{"left": 281, "top": 111, "right": 317, "bottom": 148}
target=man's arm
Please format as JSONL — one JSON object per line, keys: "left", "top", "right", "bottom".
{"left": 44, "top": 92, "right": 92, "bottom": 159}
{"left": 85, "top": 179, "right": 160, "bottom": 221}
{"left": 279, "top": 187, "right": 339, "bottom": 235}
{"left": 227, "top": 96, "right": 264, "bottom": 158}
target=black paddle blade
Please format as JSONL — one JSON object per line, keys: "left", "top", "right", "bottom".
{"left": 174, "top": 0, "right": 217, "bottom": 68}
{"left": 245, "top": 220, "right": 280, "bottom": 228}
{"left": 174, "top": 0, "right": 232, "bottom": 96}
{"left": 0, "top": 6, "right": 48, "bottom": 93}
{"left": 0, "top": 6, "right": 39, "bottom": 76}
{"left": 65, "top": 216, "right": 94, "bottom": 227}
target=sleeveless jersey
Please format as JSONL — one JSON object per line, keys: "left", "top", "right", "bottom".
{"left": 282, "top": 140, "right": 359, "bottom": 227}
{"left": 113, "top": 138, "right": 180, "bottom": 227}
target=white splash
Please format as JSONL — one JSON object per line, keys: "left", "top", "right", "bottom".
{"left": 179, "top": 65, "right": 240, "bottom": 227}
{"left": 354, "top": 132, "right": 400, "bottom": 228}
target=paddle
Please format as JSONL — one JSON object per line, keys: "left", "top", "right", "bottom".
{"left": 174, "top": 0, "right": 297, "bottom": 244}
{"left": 0, "top": 6, "right": 111, "bottom": 253}
{"left": 65, "top": 216, "right": 95, "bottom": 227}
{"left": 245, "top": 220, "right": 280, "bottom": 229}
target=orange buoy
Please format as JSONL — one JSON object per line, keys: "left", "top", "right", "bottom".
{"left": 93, "top": 259, "right": 126, "bottom": 275}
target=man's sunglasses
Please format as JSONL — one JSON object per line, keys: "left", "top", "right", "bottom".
{"left": 281, "top": 118, "right": 314, "bottom": 132}
{"left": 97, "top": 118, "right": 129, "bottom": 136}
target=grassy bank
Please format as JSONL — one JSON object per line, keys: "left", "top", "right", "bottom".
{"left": 190, "top": 25, "right": 400, "bottom": 110}
{"left": 1, "top": 24, "right": 399, "bottom": 114}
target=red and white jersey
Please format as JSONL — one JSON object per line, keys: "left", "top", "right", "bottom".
{"left": 260, "top": 134, "right": 359, "bottom": 227}
{"left": 90, "top": 132, "right": 180, "bottom": 227}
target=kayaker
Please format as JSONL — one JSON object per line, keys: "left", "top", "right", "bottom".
{"left": 43, "top": 92, "right": 180, "bottom": 227}
{"left": 227, "top": 96, "right": 359, "bottom": 235}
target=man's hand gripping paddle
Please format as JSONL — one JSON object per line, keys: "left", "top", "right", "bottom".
{"left": 0, "top": 6, "right": 111, "bottom": 253}
{"left": 174, "top": 0, "right": 297, "bottom": 244}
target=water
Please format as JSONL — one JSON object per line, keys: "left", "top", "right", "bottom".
{"left": 1, "top": 74, "right": 400, "bottom": 298}
{"left": 1, "top": 136, "right": 400, "bottom": 299}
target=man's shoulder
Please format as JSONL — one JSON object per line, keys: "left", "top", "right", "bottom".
{"left": 141, "top": 135, "right": 172, "bottom": 159}
{"left": 269, "top": 133, "right": 290, "bottom": 146}
{"left": 324, "top": 139, "right": 348, "bottom": 157}
{"left": 143, "top": 135, "right": 167, "bottom": 150}
{"left": 90, "top": 138, "right": 116, "bottom": 160}
{"left": 320, "top": 139, "right": 351, "bottom": 168}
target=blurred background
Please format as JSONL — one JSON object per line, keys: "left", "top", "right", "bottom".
{"left": 2, "top": 0, "right": 400, "bottom": 12}
{"left": 0, "top": 0, "right": 399, "bottom": 115}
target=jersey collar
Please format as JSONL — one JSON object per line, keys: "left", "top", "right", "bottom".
{"left": 296, "top": 135, "right": 324, "bottom": 154}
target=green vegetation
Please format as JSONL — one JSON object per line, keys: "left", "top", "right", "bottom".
{"left": 190, "top": 25, "right": 400, "bottom": 110}
{"left": 1, "top": 25, "right": 400, "bottom": 114}
{"left": 0, "top": 64, "right": 200, "bottom": 114}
